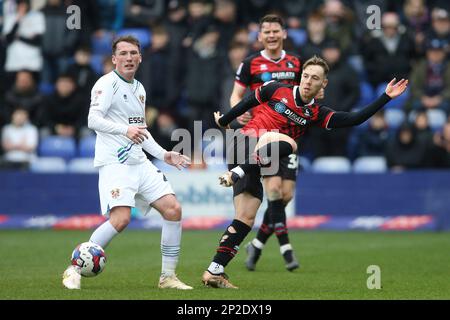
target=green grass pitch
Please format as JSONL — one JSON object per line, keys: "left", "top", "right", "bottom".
{"left": 0, "top": 229, "right": 449, "bottom": 300}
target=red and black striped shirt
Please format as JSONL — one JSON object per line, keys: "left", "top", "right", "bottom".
{"left": 242, "top": 82, "right": 334, "bottom": 140}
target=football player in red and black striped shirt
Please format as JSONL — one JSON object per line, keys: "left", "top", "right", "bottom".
{"left": 230, "top": 14, "right": 307, "bottom": 273}
{"left": 201, "top": 55, "right": 408, "bottom": 289}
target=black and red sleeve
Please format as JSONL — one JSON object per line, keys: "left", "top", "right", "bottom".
{"left": 218, "top": 81, "right": 282, "bottom": 127}
{"left": 313, "top": 105, "right": 335, "bottom": 129}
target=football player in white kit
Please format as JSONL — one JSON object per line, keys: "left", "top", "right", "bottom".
{"left": 62, "top": 35, "right": 193, "bottom": 290}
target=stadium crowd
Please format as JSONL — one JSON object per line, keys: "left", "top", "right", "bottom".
{"left": 1, "top": 0, "right": 450, "bottom": 172}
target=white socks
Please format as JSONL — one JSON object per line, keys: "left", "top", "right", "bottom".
{"left": 252, "top": 238, "right": 265, "bottom": 250}
{"left": 89, "top": 220, "right": 119, "bottom": 249}
{"left": 231, "top": 166, "right": 245, "bottom": 178}
{"left": 280, "top": 243, "right": 293, "bottom": 255}
{"left": 208, "top": 262, "right": 224, "bottom": 275}
{"left": 161, "top": 219, "right": 181, "bottom": 277}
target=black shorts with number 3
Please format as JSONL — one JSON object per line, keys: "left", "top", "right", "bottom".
{"left": 262, "top": 153, "right": 299, "bottom": 181}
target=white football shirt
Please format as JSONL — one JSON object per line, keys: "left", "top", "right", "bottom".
{"left": 89, "top": 70, "right": 149, "bottom": 167}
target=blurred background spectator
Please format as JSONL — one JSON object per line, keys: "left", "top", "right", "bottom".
{"left": 39, "top": 73, "right": 86, "bottom": 139}
{"left": 2, "top": 0, "right": 45, "bottom": 90}
{"left": 406, "top": 38, "right": 450, "bottom": 113}
{"left": 386, "top": 122, "right": 430, "bottom": 171}
{"left": 1, "top": 107, "right": 38, "bottom": 169}
{"left": 4, "top": 70, "right": 44, "bottom": 126}
{"left": 361, "top": 11, "right": 416, "bottom": 89}
{"left": 355, "top": 111, "right": 390, "bottom": 159}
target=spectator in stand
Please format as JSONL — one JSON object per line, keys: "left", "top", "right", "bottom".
{"left": 301, "top": 11, "right": 330, "bottom": 60}
{"left": 40, "top": 73, "right": 86, "bottom": 139}
{"left": 355, "top": 110, "right": 390, "bottom": 158}
{"left": 1, "top": 107, "right": 38, "bottom": 169}
{"left": 66, "top": 46, "right": 98, "bottom": 96}
{"left": 277, "top": 0, "right": 320, "bottom": 22}
{"left": 320, "top": 0, "right": 356, "bottom": 56}
{"left": 386, "top": 122, "right": 429, "bottom": 171}
{"left": 137, "top": 24, "right": 172, "bottom": 110}
{"left": 2, "top": 0, "right": 45, "bottom": 90}
{"left": 183, "top": 0, "right": 214, "bottom": 49}
{"left": 184, "top": 25, "right": 221, "bottom": 133}
{"left": 163, "top": 0, "right": 189, "bottom": 108}
{"left": 41, "top": 0, "right": 80, "bottom": 84}
{"left": 309, "top": 40, "right": 360, "bottom": 158}
{"left": 213, "top": 0, "right": 238, "bottom": 56}
{"left": 4, "top": 70, "right": 43, "bottom": 126}
{"left": 124, "top": 0, "right": 165, "bottom": 28}
{"left": 413, "top": 108, "right": 434, "bottom": 142}
{"left": 361, "top": 11, "right": 416, "bottom": 89}
{"left": 425, "top": 7, "right": 450, "bottom": 55}
{"left": 219, "top": 40, "right": 249, "bottom": 115}
{"left": 400, "top": 0, "right": 430, "bottom": 56}
{"left": 430, "top": 120, "right": 450, "bottom": 167}
{"left": 406, "top": 38, "right": 450, "bottom": 114}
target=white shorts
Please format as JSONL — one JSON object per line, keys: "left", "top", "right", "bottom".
{"left": 98, "top": 161, "right": 174, "bottom": 216}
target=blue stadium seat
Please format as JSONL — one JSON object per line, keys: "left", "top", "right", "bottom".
{"left": 38, "top": 82, "right": 55, "bottom": 95}
{"left": 116, "top": 28, "right": 152, "bottom": 49}
{"left": 427, "top": 109, "right": 447, "bottom": 131}
{"left": 385, "top": 109, "right": 406, "bottom": 130}
{"left": 30, "top": 157, "right": 67, "bottom": 173}
{"left": 67, "top": 158, "right": 98, "bottom": 174}
{"left": 376, "top": 82, "right": 409, "bottom": 109}
{"left": 299, "top": 156, "right": 311, "bottom": 172}
{"left": 311, "top": 156, "right": 352, "bottom": 173}
{"left": 78, "top": 135, "right": 96, "bottom": 158}
{"left": 91, "top": 31, "right": 114, "bottom": 55}
{"left": 287, "top": 29, "right": 307, "bottom": 47}
{"left": 39, "top": 136, "right": 77, "bottom": 161}
{"left": 356, "top": 81, "right": 374, "bottom": 108}
{"left": 90, "top": 54, "right": 105, "bottom": 75}
{"left": 353, "top": 156, "right": 387, "bottom": 173}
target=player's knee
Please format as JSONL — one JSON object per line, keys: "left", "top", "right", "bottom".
{"left": 110, "top": 212, "right": 131, "bottom": 232}
{"left": 235, "top": 212, "right": 255, "bottom": 227}
{"left": 267, "top": 189, "right": 282, "bottom": 201}
{"left": 162, "top": 201, "right": 182, "bottom": 221}
{"left": 282, "top": 191, "right": 293, "bottom": 204}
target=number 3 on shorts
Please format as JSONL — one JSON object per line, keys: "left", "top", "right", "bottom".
{"left": 287, "top": 154, "right": 298, "bottom": 170}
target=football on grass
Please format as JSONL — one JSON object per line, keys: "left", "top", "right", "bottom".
{"left": 71, "top": 242, "right": 107, "bottom": 277}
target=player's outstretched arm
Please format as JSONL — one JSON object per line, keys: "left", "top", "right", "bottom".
{"left": 215, "top": 91, "right": 260, "bottom": 128}
{"left": 328, "top": 78, "right": 408, "bottom": 129}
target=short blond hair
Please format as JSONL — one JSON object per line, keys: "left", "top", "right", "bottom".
{"left": 303, "top": 55, "right": 329, "bottom": 76}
